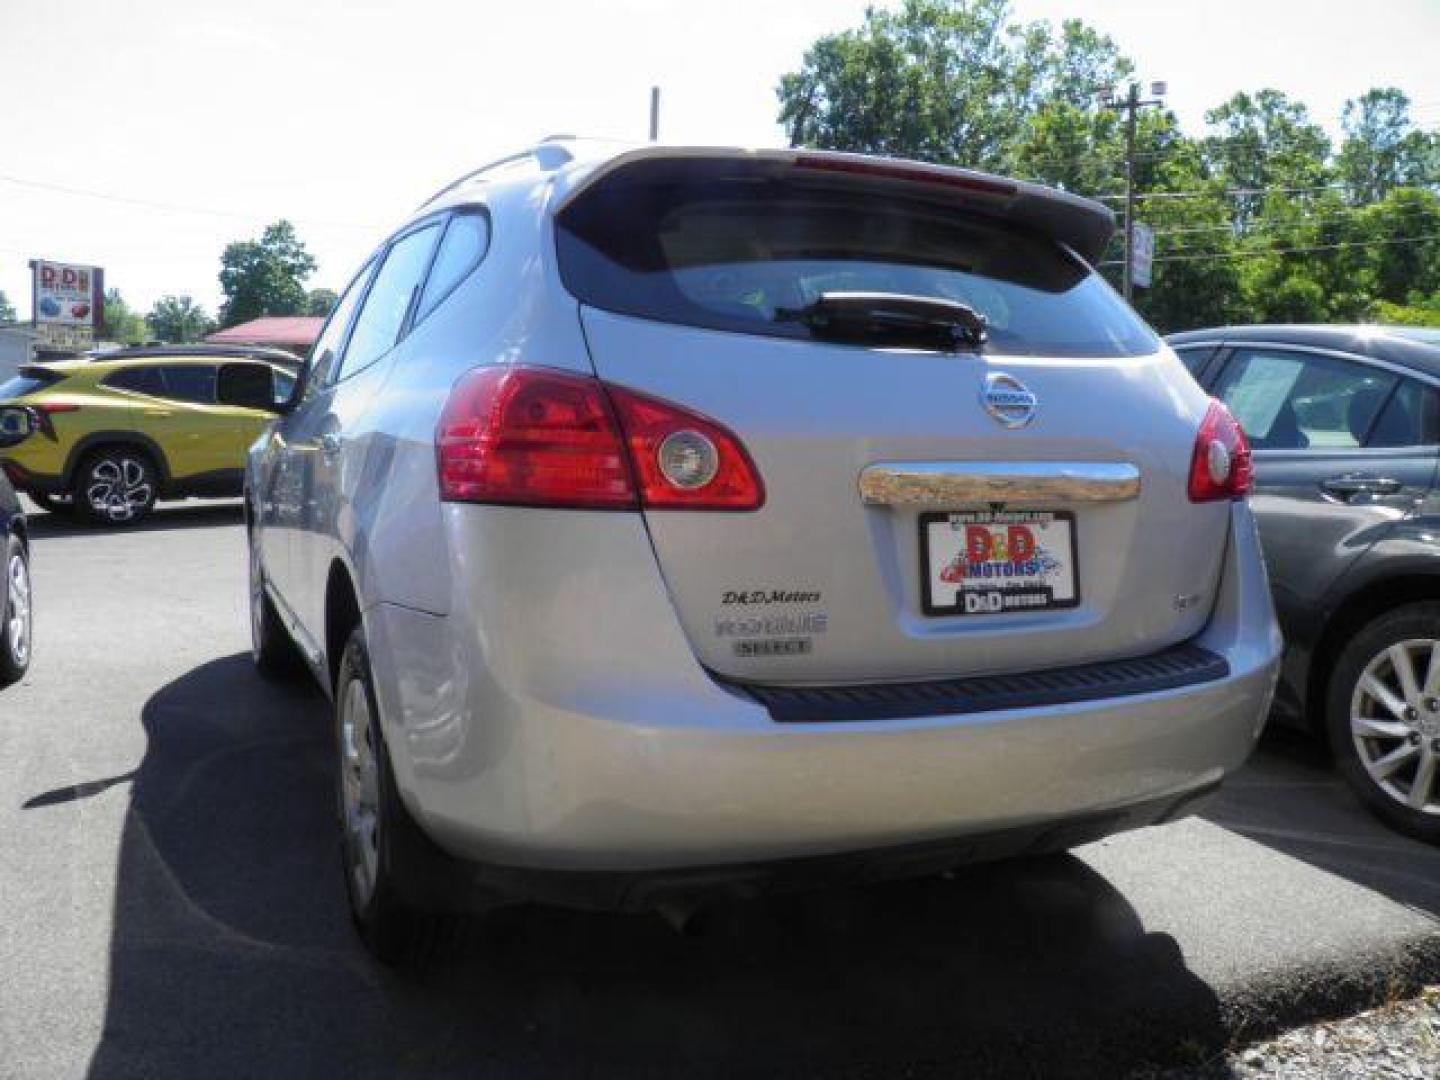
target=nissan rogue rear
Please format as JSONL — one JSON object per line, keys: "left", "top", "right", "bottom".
{"left": 239, "top": 142, "right": 1282, "bottom": 964}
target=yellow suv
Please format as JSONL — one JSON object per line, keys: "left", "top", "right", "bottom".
{"left": 0, "top": 346, "right": 297, "bottom": 525}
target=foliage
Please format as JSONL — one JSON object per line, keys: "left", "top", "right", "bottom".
{"left": 777, "top": 2, "right": 1440, "bottom": 333}
{"left": 306, "top": 288, "right": 338, "bottom": 317}
{"left": 101, "top": 289, "right": 149, "bottom": 345}
{"left": 147, "top": 295, "right": 214, "bottom": 344}
{"left": 0, "top": 289, "right": 15, "bottom": 323}
{"left": 217, "top": 220, "right": 317, "bottom": 328}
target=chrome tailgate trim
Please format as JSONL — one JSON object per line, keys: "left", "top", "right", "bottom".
{"left": 859, "top": 461, "right": 1142, "bottom": 506}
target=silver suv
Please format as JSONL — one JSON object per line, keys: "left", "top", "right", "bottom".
{"left": 241, "top": 142, "right": 1282, "bottom": 963}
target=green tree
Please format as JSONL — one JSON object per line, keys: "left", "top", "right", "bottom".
{"left": 1202, "top": 90, "right": 1332, "bottom": 231}
{"left": 101, "top": 289, "right": 149, "bottom": 344}
{"left": 776, "top": 0, "right": 1130, "bottom": 171}
{"left": 1337, "top": 88, "right": 1436, "bottom": 204}
{"left": 306, "top": 288, "right": 338, "bottom": 317}
{"left": 147, "top": 295, "right": 214, "bottom": 343}
{"left": 218, "top": 220, "right": 317, "bottom": 328}
{"left": 0, "top": 289, "right": 15, "bottom": 323}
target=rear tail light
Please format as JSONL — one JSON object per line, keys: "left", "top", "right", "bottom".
{"left": 437, "top": 367, "right": 636, "bottom": 508}
{"left": 1188, "top": 399, "right": 1252, "bottom": 502}
{"left": 437, "top": 366, "right": 763, "bottom": 511}
{"left": 606, "top": 385, "right": 764, "bottom": 510}
{"left": 35, "top": 402, "right": 80, "bottom": 414}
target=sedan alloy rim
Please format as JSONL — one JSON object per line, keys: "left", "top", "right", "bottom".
{"left": 340, "top": 677, "right": 381, "bottom": 907}
{"left": 6, "top": 552, "right": 29, "bottom": 666}
{"left": 1350, "top": 639, "right": 1440, "bottom": 816}
{"left": 85, "top": 458, "right": 153, "bottom": 522}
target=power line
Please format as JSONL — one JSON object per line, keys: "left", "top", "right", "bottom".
{"left": 1097, "top": 231, "right": 1440, "bottom": 267}
{"left": 1094, "top": 182, "right": 1349, "bottom": 202}
{"left": 1149, "top": 202, "right": 1440, "bottom": 237}
{"left": 0, "top": 172, "right": 379, "bottom": 232}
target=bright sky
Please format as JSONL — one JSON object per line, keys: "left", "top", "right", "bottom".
{"left": 2, "top": 0, "right": 1437, "bottom": 322}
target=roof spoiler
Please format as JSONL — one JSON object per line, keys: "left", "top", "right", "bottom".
{"left": 556, "top": 148, "right": 1117, "bottom": 265}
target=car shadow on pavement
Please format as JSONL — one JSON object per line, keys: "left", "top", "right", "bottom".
{"left": 83, "top": 653, "right": 1227, "bottom": 1079}
{"left": 1202, "top": 726, "right": 1440, "bottom": 918}
{"left": 22, "top": 500, "right": 244, "bottom": 538}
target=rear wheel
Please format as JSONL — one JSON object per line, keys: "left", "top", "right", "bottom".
{"left": 0, "top": 534, "right": 32, "bottom": 686}
{"left": 335, "top": 627, "right": 454, "bottom": 965}
{"left": 1327, "top": 603, "right": 1440, "bottom": 844}
{"left": 73, "top": 448, "right": 158, "bottom": 526}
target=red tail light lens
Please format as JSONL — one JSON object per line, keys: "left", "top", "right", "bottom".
{"left": 36, "top": 402, "right": 80, "bottom": 414}
{"left": 1188, "top": 399, "right": 1253, "bottom": 502}
{"left": 607, "top": 385, "right": 765, "bottom": 510}
{"left": 437, "top": 367, "right": 636, "bottom": 508}
{"left": 436, "top": 366, "right": 764, "bottom": 511}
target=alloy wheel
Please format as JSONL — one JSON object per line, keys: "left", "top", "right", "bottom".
{"left": 1350, "top": 638, "right": 1440, "bottom": 816}
{"left": 340, "top": 677, "right": 382, "bottom": 909}
{"left": 84, "top": 457, "right": 154, "bottom": 523}
{"left": 6, "top": 551, "right": 30, "bottom": 668}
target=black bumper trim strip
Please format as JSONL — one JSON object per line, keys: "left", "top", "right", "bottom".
{"left": 722, "top": 642, "right": 1229, "bottom": 724}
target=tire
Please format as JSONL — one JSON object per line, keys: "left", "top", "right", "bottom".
{"left": 0, "top": 534, "right": 32, "bottom": 686}
{"left": 248, "top": 529, "right": 303, "bottom": 679}
{"left": 1326, "top": 602, "right": 1440, "bottom": 844}
{"left": 72, "top": 447, "right": 159, "bottom": 526}
{"left": 29, "top": 493, "right": 74, "bottom": 516}
{"left": 334, "top": 626, "right": 453, "bottom": 965}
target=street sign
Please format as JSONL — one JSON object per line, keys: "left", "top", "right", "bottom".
{"left": 1130, "top": 223, "right": 1155, "bottom": 289}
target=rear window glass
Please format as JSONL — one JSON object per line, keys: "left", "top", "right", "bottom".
{"left": 0, "top": 369, "right": 65, "bottom": 398}
{"left": 556, "top": 160, "right": 1159, "bottom": 358}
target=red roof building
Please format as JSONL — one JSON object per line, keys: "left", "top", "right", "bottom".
{"left": 206, "top": 316, "right": 323, "bottom": 357}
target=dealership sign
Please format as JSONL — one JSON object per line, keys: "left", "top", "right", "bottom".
{"left": 31, "top": 259, "right": 103, "bottom": 327}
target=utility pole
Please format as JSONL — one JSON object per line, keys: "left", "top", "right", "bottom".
{"left": 649, "top": 86, "right": 660, "bottom": 142}
{"left": 1104, "top": 81, "right": 1166, "bottom": 301}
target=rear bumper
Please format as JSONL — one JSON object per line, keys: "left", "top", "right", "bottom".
{"left": 364, "top": 501, "right": 1280, "bottom": 885}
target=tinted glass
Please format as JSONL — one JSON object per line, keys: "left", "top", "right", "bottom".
{"left": 1173, "top": 346, "right": 1213, "bottom": 378}
{"left": 1368, "top": 379, "right": 1440, "bottom": 448}
{"left": 157, "top": 365, "right": 217, "bottom": 405}
{"left": 0, "top": 370, "right": 66, "bottom": 398}
{"left": 1214, "top": 348, "right": 1395, "bottom": 450}
{"left": 311, "top": 260, "right": 374, "bottom": 377}
{"left": 338, "top": 223, "right": 442, "bottom": 381}
{"left": 103, "top": 366, "right": 166, "bottom": 396}
{"left": 415, "top": 212, "right": 489, "bottom": 324}
{"left": 557, "top": 160, "right": 1159, "bottom": 357}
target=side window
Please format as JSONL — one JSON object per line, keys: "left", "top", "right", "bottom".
{"left": 1368, "top": 379, "right": 1440, "bottom": 448}
{"left": 335, "top": 222, "right": 442, "bottom": 383}
{"left": 414, "top": 211, "right": 490, "bottom": 325}
{"left": 103, "top": 366, "right": 165, "bottom": 396}
{"left": 1173, "top": 346, "right": 1213, "bottom": 379}
{"left": 305, "top": 259, "right": 376, "bottom": 397}
{"left": 156, "top": 365, "right": 218, "bottom": 405}
{"left": 1213, "top": 348, "right": 1395, "bottom": 451}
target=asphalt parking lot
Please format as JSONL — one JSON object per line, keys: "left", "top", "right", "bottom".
{"left": 1, "top": 500, "right": 1438, "bottom": 1079}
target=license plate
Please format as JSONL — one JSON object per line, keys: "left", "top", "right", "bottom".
{"left": 921, "top": 509, "right": 1079, "bottom": 617}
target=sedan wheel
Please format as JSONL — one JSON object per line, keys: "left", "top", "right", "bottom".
{"left": 1, "top": 536, "right": 32, "bottom": 685}
{"left": 1349, "top": 640, "right": 1440, "bottom": 816}
{"left": 1329, "top": 603, "right": 1440, "bottom": 843}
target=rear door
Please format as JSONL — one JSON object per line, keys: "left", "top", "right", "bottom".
{"left": 1211, "top": 344, "right": 1440, "bottom": 628}
{"left": 287, "top": 218, "right": 443, "bottom": 646}
{"left": 557, "top": 155, "right": 1231, "bottom": 684}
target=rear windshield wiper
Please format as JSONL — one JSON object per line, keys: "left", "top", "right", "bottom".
{"left": 774, "top": 292, "right": 988, "bottom": 351}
